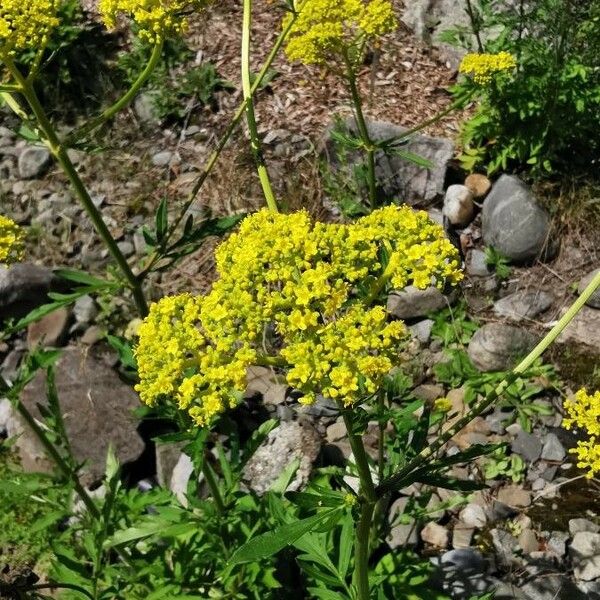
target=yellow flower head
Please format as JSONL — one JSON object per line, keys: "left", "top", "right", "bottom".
{"left": 135, "top": 206, "right": 462, "bottom": 427}
{"left": 434, "top": 397, "right": 453, "bottom": 413}
{"left": 98, "top": 0, "right": 207, "bottom": 43}
{"left": 563, "top": 388, "right": 600, "bottom": 478}
{"left": 459, "top": 51, "right": 517, "bottom": 85}
{"left": 0, "top": 0, "right": 60, "bottom": 53}
{"left": 0, "top": 215, "right": 24, "bottom": 264}
{"left": 284, "top": 0, "right": 397, "bottom": 66}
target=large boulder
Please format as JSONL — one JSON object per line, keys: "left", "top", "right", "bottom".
{"left": 482, "top": 175, "right": 557, "bottom": 264}
{"left": 324, "top": 118, "right": 454, "bottom": 207}
{"left": 7, "top": 345, "right": 145, "bottom": 485}
{"left": 467, "top": 323, "right": 538, "bottom": 371}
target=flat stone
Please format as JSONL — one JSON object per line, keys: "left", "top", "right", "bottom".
{"left": 421, "top": 522, "right": 449, "bottom": 548}
{"left": 547, "top": 530, "right": 569, "bottom": 557}
{"left": 388, "top": 497, "right": 419, "bottom": 548}
{"left": 496, "top": 485, "right": 531, "bottom": 508}
{"left": 459, "top": 503, "right": 487, "bottom": 528}
{"left": 540, "top": 433, "right": 566, "bottom": 462}
{"left": 326, "top": 421, "right": 347, "bottom": 443}
{"left": 152, "top": 151, "right": 174, "bottom": 167}
{"left": 467, "top": 323, "right": 538, "bottom": 371}
{"left": 18, "top": 146, "right": 51, "bottom": 179}
{"left": 493, "top": 290, "right": 553, "bottom": 321}
{"left": 511, "top": 428, "right": 543, "bottom": 463}
{"left": 26, "top": 307, "right": 71, "bottom": 349}
{"left": 440, "top": 548, "right": 485, "bottom": 572}
{"left": 578, "top": 268, "right": 600, "bottom": 309}
{"left": 556, "top": 305, "right": 600, "bottom": 349}
{"left": 8, "top": 345, "right": 145, "bottom": 485}
{"left": 522, "top": 575, "right": 587, "bottom": 600}
{"left": 570, "top": 519, "right": 600, "bottom": 536}
{"left": 412, "top": 383, "right": 445, "bottom": 402}
{"left": 242, "top": 421, "right": 321, "bottom": 495}
{"left": 452, "top": 525, "right": 475, "bottom": 549}
{"left": 490, "top": 528, "right": 519, "bottom": 565}
{"left": 387, "top": 285, "right": 451, "bottom": 319}
{"left": 518, "top": 529, "right": 539, "bottom": 554}
{"left": 443, "top": 184, "right": 475, "bottom": 227}
{"left": 73, "top": 295, "right": 98, "bottom": 324}
{"left": 465, "top": 173, "right": 492, "bottom": 199}
{"left": 570, "top": 532, "right": 600, "bottom": 581}
{"left": 482, "top": 175, "right": 556, "bottom": 264}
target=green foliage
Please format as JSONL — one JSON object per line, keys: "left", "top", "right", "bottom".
{"left": 484, "top": 246, "right": 511, "bottom": 281}
{"left": 446, "top": 0, "right": 600, "bottom": 175}
{"left": 482, "top": 447, "right": 526, "bottom": 483}
{"left": 117, "top": 38, "right": 233, "bottom": 123}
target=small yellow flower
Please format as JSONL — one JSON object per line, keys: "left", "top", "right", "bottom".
{"left": 0, "top": 215, "right": 24, "bottom": 264}
{"left": 459, "top": 51, "right": 517, "bottom": 85}
{"left": 98, "top": 0, "right": 208, "bottom": 43}
{"left": 563, "top": 389, "right": 600, "bottom": 478}
{"left": 0, "top": 0, "right": 60, "bottom": 53}
{"left": 434, "top": 397, "right": 453, "bottom": 413}
{"left": 284, "top": 0, "right": 397, "bottom": 66}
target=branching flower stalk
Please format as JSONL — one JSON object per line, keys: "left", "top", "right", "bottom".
{"left": 241, "top": 0, "right": 278, "bottom": 212}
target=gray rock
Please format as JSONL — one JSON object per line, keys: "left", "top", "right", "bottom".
{"left": 557, "top": 305, "right": 600, "bottom": 349}
{"left": 440, "top": 548, "right": 485, "bottom": 572}
{"left": 493, "top": 290, "right": 553, "bottom": 321}
{"left": 570, "top": 532, "right": 600, "bottom": 581}
{"left": 170, "top": 453, "right": 194, "bottom": 506}
{"left": 387, "top": 285, "right": 451, "bottom": 319}
{"left": 18, "top": 146, "right": 51, "bottom": 179}
{"left": 466, "top": 249, "right": 492, "bottom": 277}
{"left": 443, "top": 184, "right": 474, "bottom": 226}
{"left": 491, "top": 528, "right": 519, "bottom": 565}
{"left": 482, "top": 175, "right": 556, "bottom": 264}
{"left": 0, "top": 398, "right": 14, "bottom": 437}
{"left": 511, "top": 428, "right": 543, "bottom": 463}
{"left": 467, "top": 323, "right": 538, "bottom": 371}
{"left": 8, "top": 345, "right": 145, "bottom": 485}
{"left": 73, "top": 295, "right": 99, "bottom": 324}
{"left": 540, "top": 433, "right": 566, "bottom": 462}
{"left": 0, "top": 263, "right": 57, "bottom": 322}
{"left": 301, "top": 395, "right": 339, "bottom": 418}
{"left": 409, "top": 318, "right": 434, "bottom": 344}
{"left": 117, "top": 240, "right": 135, "bottom": 258}
{"left": 412, "top": 383, "right": 445, "bottom": 402}
{"left": 578, "top": 268, "right": 600, "bottom": 309}
{"left": 242, "top": 421, "right": 321, "bottom": 495}
{"left": 547, "top": 530, "right": 569, "bottom": 557}
{"left": 325, "top": 118, "right": 454, "bottom": 206}
{"left": 152, "top": 151, "right": 174, "bottom": 167}
{"left": 570, "top": 519, "right": 600, "bottom": 536}
{"left": 134, "top": 91, "right": 162, "bottom": 125}
{"left": 496, "top": 485, "right": 531, "bottom": 508}
{"left": 421, "top": 522, "right": 449, "bottom": 548}
{"left": 156, "top": 442, "right": 186, "bottom": 489}
{"left": 522, "top": 575, "right": 587, "bottom": 600}
{"left": 459, "top": 503, "right": 487, "bottom": 528}
{"left": 326, "top": 421, "right": 347, "bottom": 443}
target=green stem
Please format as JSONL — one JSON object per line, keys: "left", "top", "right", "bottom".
{"left": 161, "top": 2, "right": 305, "bottom": 244}
{"left": 66, "top": 40, "right": 164, "bottom": 145}
{"left": 376, "top": 270, "right": 600, "bottom": 497}
{"left": 2, "top": 58, "right": 148, "bottom": 317}
{"left": 342, "top": 411, "right": 376, "bottom": 502}
{"left": 400, "top": 98, "right": 467, "bottom": 140}
{"left": 346, "top": 64, "right": 377, "bottom": 209}
{"left": 241, "top": 0, "right": 278, "bottom": 212}
{"left": 202, "top": 459, "right": 225, "bottom": 514}
{"left": 354, "top": 499, "right": 375, "bottom": 600}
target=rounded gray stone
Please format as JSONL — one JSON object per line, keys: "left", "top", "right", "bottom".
{"left": 18, "top": 146, "right": 51, "bottom": 179}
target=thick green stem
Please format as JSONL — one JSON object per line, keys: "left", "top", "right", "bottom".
{"left": 2, "top": 58, "right": 148, "bottom": 317}
{"left": 346, "top": 67, "right": 377, "bottom": 209}
{"left": 354, "top": 499, "right": 375, "bottom": 600}
{"left": 202, "top": 459, "right": 225, "bottom": 514}
{"left": 342, "top": 411, "right": 376, "bottom": 502}
{"left": 67, "top": 40, "right": 164, "bottom": 144}
{"left": 241, "top": 0, "right": 278, "bottom": 212}
{"left": 376, "top": 270, "right": 600, "bottom": 497}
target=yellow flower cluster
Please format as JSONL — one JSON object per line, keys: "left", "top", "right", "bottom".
{"left": 284, "top": 0, "right": 397, "bottom": 65}
{"left": 0, "top": 215, "right": 24, "bottom": 264}
{"left": 563, "top": 388, "right": 600, "bottom": 478}
{"left": 459, "top": 51, "right": 517, "bottom": 85}
{"left": 99, "top": 0, "right": 206, "bottom": 43}
{"left": 0, "top": 0, "right": 60, "bottom": 53}
{"left": 135, "top": 206, "right": 462, "bottom": 426}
